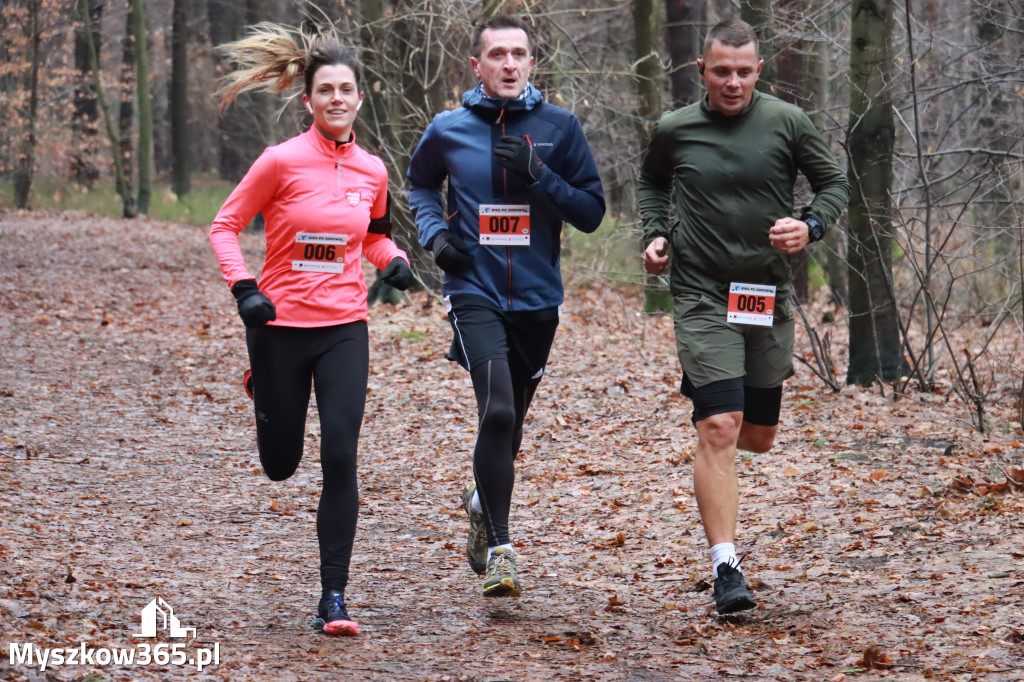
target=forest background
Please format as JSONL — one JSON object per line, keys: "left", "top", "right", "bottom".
{"left": 1, "top": 0, "right": 1023, "bottom": 679}
{"left": 2, "top": 0, "right": 1023, "bottom": 405}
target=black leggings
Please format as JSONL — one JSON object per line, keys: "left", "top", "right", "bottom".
{"left": 470, "top": 357, "right": 543, "bottom": 547}
{"left": 245, "top": 321, "right": 368, "bottom": 594}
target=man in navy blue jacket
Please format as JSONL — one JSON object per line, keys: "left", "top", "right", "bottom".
{"left": 408, "top": 14, "right": 605, "bottom": 598}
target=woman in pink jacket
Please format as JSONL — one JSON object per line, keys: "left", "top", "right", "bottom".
{"left": 210, "top": 24, "right": 412, "bottom": 636}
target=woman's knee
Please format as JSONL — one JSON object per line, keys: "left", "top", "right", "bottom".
{"left": 260, "top": 452, "right": 302, "bottom": 481}
{"left": 257, "top": 429, "right": 305, "bottom": 480}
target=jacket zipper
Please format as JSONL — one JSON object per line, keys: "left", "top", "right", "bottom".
{"left": 499, "top": 114, "right": 512, "bottom": 309}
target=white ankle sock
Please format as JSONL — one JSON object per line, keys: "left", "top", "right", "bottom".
{"left": 487, "top": 543, "right": 513, "bottom": 560}
{"left": 710, "top": 542, "right": 737, "bottom": 578}
{"left": 470, "top": 489, "right": 482, "bottom": 513}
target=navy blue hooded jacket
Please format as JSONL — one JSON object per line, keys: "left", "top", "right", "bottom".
{"left": 408, "top": 83, "right": 606, "bottom": 311}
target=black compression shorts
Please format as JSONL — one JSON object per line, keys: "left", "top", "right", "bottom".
{"left": 681, "top": 374, "right": 783, "bottom": 427}
{"left": 446, "top": 293, "right": 558, "bottom": 374}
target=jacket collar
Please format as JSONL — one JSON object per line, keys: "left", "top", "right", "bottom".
{"left": 305, "top": 125, "right": 358, "bottom": 159}
{"left": 699, "top": 89, "right": 761, "bottom": 122}
{"left": 462, "top": 82, "right": 544, "bottom": 124}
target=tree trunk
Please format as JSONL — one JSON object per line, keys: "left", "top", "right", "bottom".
{"left": 635, "top": 0, "right": 671, "bottom": 314}
{"left": 130, "top": 0, "right": 153, "bottom": 215}
{"left": 664, "top": 0, "right": 705, "bottom": 109}
{"left": 79, "top": 0, "right": 133, "bottom": 217}
{"left": 741, "top": 0, "right": 776, "bottom": 93}
{"left": 170, "top": 0, "right": 191, "bottom": 197}
{"left": 356, "top": 0, "right": 392, "bottom": 158}
{"left": 359, "top": 0, "right": 412, "bottom": 302}
{"left": 805, "top": 29, "right": 847, "bottom": 305}
{"left": 388, "top": 0, "right": 448, "bottom": 291}
{"left": 72, "top": 0, "right": 102, "bottom": 186}
{"left": 846, "top": 0, "right": 906, "bottom": 385}
{"left": 633, "top": 0, "right": 663, "bottom": 140}
{"left": 207, "top": 0, "right": 245, "bottom": 181}
{"left": 118, "top": 4, "right": 135, "bottom": 217}
{"left": 772, "top": 0, "right": 808, "bottom": 302}
{"left": 13, "top": 0, "right": 41, "bottom": 209}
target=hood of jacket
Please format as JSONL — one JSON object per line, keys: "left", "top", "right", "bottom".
{"left": 461, "top": 82, "right": 544, "bottom": 124}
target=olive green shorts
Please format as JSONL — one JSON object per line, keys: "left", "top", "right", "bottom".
{"left": 673, "top": 292, "right": 795, "bottom": 390}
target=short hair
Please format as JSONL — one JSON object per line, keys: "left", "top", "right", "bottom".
{"left": 703, "top": 19, "right": 759, "bottom": 59}
{"left": 471, "top": 15, "right": 532, "bottom": 58}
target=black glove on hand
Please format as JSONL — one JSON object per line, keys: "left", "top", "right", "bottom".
{"left": 494, "top": 135, "right": 542, "bottom": 183}
{"left": 231, "top": 279, "right": 276, "bottom": 327}
{"left": 380, "top": 257, "right": 413, "bottom": 291}
{"left": 431, "top": 230, "right": 473, "bottom": 275}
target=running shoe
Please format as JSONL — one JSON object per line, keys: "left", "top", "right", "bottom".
{"left": 462, "top": 481, "right": 487, "bottom": 575}
{"left": 713, "top": 562, "right": 757, "bottom": 614}
{"left": 242, "top": 368, "right": 254, "bottom": 400}
{"left": 311, "top": 591, "right": 359, "bottom": 636}
{"left": 482, "top": 547, "right": 520, "bottom": 597}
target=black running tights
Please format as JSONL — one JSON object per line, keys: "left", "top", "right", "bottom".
{"left": 245, "top": 321, "right": 368, "bottom": 594}
{"left": 470, "top": 357, "right": 542, "bottom": 547}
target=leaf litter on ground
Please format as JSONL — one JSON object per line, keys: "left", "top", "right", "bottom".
{"left": 0, "top": 211, "right": 1022, "bottom": 680}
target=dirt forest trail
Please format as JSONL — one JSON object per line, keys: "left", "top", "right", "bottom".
{"left": 1, "top": 210, "right": 1022, "bottom": 681}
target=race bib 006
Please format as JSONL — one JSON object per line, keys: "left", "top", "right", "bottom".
{"left": 291, "top": 233, "right": 347, "bottom": 273}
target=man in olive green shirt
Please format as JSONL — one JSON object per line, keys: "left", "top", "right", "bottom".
{"left": 637, "top": 19, "right": 850, "bottom": 614}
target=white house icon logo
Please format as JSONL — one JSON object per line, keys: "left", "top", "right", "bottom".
{"left": 133, "top": 597, "right": 196, "bottom": 638}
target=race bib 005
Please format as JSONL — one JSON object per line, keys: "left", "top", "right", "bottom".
{"left": 727, "top": 282, "right": 776, "bottom": 326}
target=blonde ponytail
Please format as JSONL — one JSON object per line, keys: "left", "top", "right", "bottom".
{"left": 216, "top": 23, "right": 313, "bottom": 111}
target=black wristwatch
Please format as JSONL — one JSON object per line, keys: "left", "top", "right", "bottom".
{"left": 802, "top": 213, "right": 824, "bottom": 243}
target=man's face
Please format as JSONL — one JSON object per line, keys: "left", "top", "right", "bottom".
{"left": 471, "top": 28, "right": 533, "bottom": 99}
{"left": 698, "top": 40, "right": 762, "bottom": 116}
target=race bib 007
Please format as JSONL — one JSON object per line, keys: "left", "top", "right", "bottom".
{"left": 727, "top": 282, "right": 776, "bottom": 327}
{"left": 478, "top": 204, "right": 530, "bottom": 246}
{"left": 291, "top": 233, "right": 347, "bottom": 273}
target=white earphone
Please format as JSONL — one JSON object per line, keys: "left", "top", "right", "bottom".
{"left": 305, "top": 101, "right": 313, "bottom": 114}
{"left": 356, "top": 100, "right": 362, "bottom": 111}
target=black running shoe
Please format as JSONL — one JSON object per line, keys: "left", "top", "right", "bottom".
{"left": 311, "top": 591, "right": 359, "bottom": 636}
{"left": 713, "top": 562, "right": 757, "bottom": 614}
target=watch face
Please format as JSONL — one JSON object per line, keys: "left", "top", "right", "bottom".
{"left": 806, "top": 217, "right": 823, "bottom": 242}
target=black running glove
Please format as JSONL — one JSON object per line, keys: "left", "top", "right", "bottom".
{"left": 494, "top": 135, "right": 542, "bottom": 183}
{"left": 231, "top": 279, "right": 276, "bottom": 327}
{"left": 431, "top": 230, "right": 473, "bottom": 275}
{"left": 380, "top": 257, "right": 413, "bottom": 291}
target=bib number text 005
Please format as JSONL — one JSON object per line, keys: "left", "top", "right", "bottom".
{"left": 726, "top": 282, "right": 776, "bottom": 327}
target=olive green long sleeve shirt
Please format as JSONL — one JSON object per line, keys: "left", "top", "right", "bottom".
{"left": 637, "top": 91, "right": 850, "bottom": 301}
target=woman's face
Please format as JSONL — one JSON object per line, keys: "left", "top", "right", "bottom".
{"left": 303, "top": 63, "right": 363, "bottom": 142}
